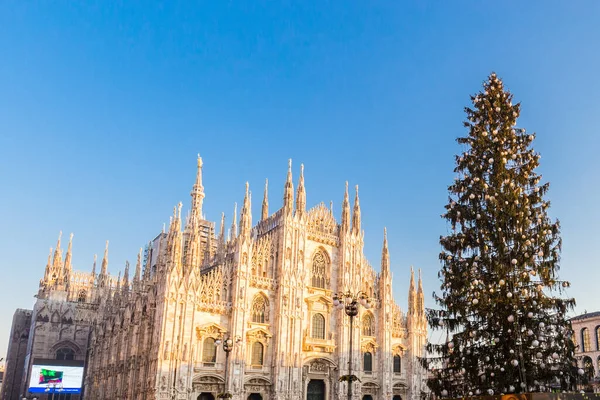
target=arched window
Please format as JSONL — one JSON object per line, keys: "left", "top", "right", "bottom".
{"left": 583, "top": 356, "right": 595, "bottom": 381}
{"left": 251, "top": 342, "right": 264, "bottom": 366}
{"left": 582, "top": 328, "right": 591, "bottom": 352}
{"left": 311, "top": 251, "right": 328, "bottom": 289}
{"left": 362, "top": 314, "right": 374, "bottom": 336}
{"left": 56, "top": 347, "right": 75, "bottom": 360}
{"left": 393, "top": 355, "right": 402, "bottom": 373}
{"left": 202, "top": 338, "right": 216, "bottom": 364}
{"left": 251, "top": 294, "right": 269, "bottom": 323}
{"left": 77, "top": 290, "right": 87, "bottom": 303}
{"left": 596, "top": 326, "right": 600, "bottom": 351}
{"left": 312, "top": 313, "right": 325, "bottom": 339}
{"left": 363, "top": 352, "right": 372, "bottom": 372}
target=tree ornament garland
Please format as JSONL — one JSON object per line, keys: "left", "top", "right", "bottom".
{"left": 422, "top": 73, "right": 577, "bottom": 397}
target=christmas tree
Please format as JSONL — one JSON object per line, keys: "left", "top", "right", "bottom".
{"left": 424, "top": 73, "right": 578, "bottom": 397}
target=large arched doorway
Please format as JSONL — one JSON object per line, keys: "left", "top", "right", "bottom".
{"left": 362, "top": 396, "right": 374, "bottom": 400}
{"left": 248, "top": 394, "right": 263, "bottom": 400}
{"left": 307, "top": 379, "right": 325, "bottom": 400}
{"left": 393, "top": 396, "right": 402, "bottom": 400}
{"left": 198, "top": 393, "right": 215, "bottom": 400}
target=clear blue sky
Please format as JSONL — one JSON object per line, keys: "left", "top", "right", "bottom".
{"left": 1, "top": 1, "right": 599, "bottom": 357}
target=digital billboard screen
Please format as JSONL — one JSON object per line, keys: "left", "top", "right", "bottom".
{"left": 28, "top": 364, "right": 84, "bottom": 394}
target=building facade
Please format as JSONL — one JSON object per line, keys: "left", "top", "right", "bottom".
{"left": 2, "top": 309, "right": 32, "bottom": 400}
{"left": 571, "top": 311, "right": 600, "bottom": 392}
{"left": 9, "top": 157, "right": 428, "bottom": 400}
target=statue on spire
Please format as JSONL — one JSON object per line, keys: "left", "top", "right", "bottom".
{"left": 283, "top": 159, "right": 294, "bottom": 211}
{"left": 190, "top": 154, "right": 205, "bottom": 221}
{"left": 261, "top": 179, "right": 269, "bottom": 221}
{"left": 351, "top": 185, "right": 361, "bottom": 234}
{"left": 341, "top": 181, "right": 350, "bottom": 233}
{"left": 295, "top": 164, "right": 306, "bottom": 215}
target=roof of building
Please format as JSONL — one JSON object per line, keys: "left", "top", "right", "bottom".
{"left": 570, "top": 311, "right": 600, "bottom": 321}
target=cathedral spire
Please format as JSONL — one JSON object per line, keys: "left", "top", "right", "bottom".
{"left": 408, "top": 266, "right": 416, "bottom": 315}
{"left": 295, "top": 164, "right": 306, "bottom": 215}
{"left": 43, "top": 247, "right": 53, "bottom": 283}
{"left": 219, "top": 212, "right": 225, "bottom": 241}
{"left": 52, "top": 231, "right": 63, "bottom": 278}
{"left": 123, "top": 261, "right": 130, "bottom": 292}
{"left": 261, "top": 179, "right": 269, "bottom": 221}
{"left": 283, "top": 159, "right": 294, "bottom": 212}
{"left": 351, "top": 185, "right": 361, "bottom": 234}
{"left": 240, "top": 182, "right": 252, "bottom": 238}
{"left": 134, "top": 248, "right": 142, "bottom": 284}
{"left": 63, "top": 233, "right": 74, "bottom": 283}
{"left": 341, "top": 181, "right": 350, "bottom": 233}
{"left": 381, "top": 227, "right": 390, "bottom": 275}
{"left": 190, "top": 154, "right": 205, "bottom": 221}
{"left": 418, "top": 268, "right": 425, "bottom": 314}
{"left": 91, "top": 254, "right": 97, "bottom": 279}
{"left": 101, "top": 240, "right": 109, "bottom": 276}
{"left": 230, "top": 203, "right": 238, "bottom": 240}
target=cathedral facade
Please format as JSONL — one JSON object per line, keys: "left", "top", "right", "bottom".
{"left": 14, "top": 157, "right": 427, "bottom": 400}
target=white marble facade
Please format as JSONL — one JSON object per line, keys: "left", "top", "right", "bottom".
{"left": 25, "top": 157, "right": 427, "bottom": 400}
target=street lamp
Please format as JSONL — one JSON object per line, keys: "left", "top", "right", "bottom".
{"left": 215, "top": 335, "right": 241, "bottom": 398}
{"left": 44, "top": 383, "right": 64, "bottom": 400}
{"left": 333, "top": 291, "right": 375, "bottom": 400}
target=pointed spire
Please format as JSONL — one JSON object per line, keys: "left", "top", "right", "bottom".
{"left": 296, "top": 164, "right": 306, "bottom": 215}
{"left": 91, "top": 254, "right": 97, "bottom": 277}
{"left": 240, "top": 182, "right": 252, "bottom": 237}
{"left": 63, "top": 233, "right": 74, "bottom": 280}
{"left": 190, "top": 154, "right": 205, "bottom": 220}
{"left": 408, "top": 266, "right": 416, "bottom": 315}
{"left": 134, "top": 249, "right": 142, "bottom": 283}
{"left": 283, "top": 159, "right": 294, "bottom": 211}
{"left": 230, "top": 203, "right": 238, "bottom": 240}
{"left": 261, "top": 179, "right": 269, "bottom": 221}
{"left": 123, "top": 261, "right": 130, "bottom": 291}
{"left": 341, "top": 182, "right": 350, "bottom": 233}
{"left": 381, "top": 228, "right": 390, "bottom": 275}
{"left": 351, "top": 185, "right": 361, "bottom": 234}
{"left": 116, "top": 271, "right": 121, "bottom": 292}
{"left": 219, "top": 212, "right": 226, "bottom": 241}
{"left": 52, "top": 231, "right": 63, "bottom": 276}
{"left": 42, "top": 247, "right": 53, "bottom": 284}
{"left": 417, "top": 268, "right": 425, "bottom": 315}
{"left": 143, "top": 242, "right": 152, "bottom": 281}
{"left": 101, "top": 240, "right": 109, "bottom": 276}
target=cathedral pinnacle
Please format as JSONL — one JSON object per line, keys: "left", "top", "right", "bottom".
{"left": 63, "top": 233, "right": 74, "bottom": 286}
{"left": 296, "top": 164, "right": 306, "bottom": 215}
{"left": 190, "top": 154, "right": 205, "bottom": 220}
{"left": 341, "top": 181, "right": 350, "bottom": 232}
{"left": 408, "top": 266, "right": 416, "bottom": 315}
{"left": 351, "top": 185, "right": 361, "bottom": 234}
{"left": 123, "top": 261, "right": 130, "bottom": 291}
{"left": 91, "top": 254, "right": 97, "bottom": 283}
{"left": 240, "top": 182, "right": 252, "bottom": 237}
{"left": 283, "top": 159, "right": 294, "bottom": 211}
{"left": 230, "top": 203, "right": 238, "bottom": 240}
{"left": 219, "top": 212, "right": 226, "bottom": 241}
{"left": 134, "top": 248, "right": 142, "bottom": 283}
{"left": 101, "top": 240, "right": 109, "bottom": 276}
{"left": 261, "top": 179, "right": 269, "bottom": 221}
{"left": 381, "top": 227, "right": 390, "bottom": 274}
{"left": 52, "top": 231, "right": 63, "bottom": 277}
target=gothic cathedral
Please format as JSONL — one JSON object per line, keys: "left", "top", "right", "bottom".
{"left": 22, "top": 157, "right": 427, "bottom": 400}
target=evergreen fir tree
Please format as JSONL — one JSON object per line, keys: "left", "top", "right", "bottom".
{"left": 424, "top": 73, "right": 578, "bottom": 397}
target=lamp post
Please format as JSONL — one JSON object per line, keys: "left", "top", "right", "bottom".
{"left": 215, "top": 335, "right": 241, "bottom": 397}
{"left": 333, "top": 291, "right": 374, "bottom": 400}
{"left": 44, "top": 383, "right": 63, "bottom": 400}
